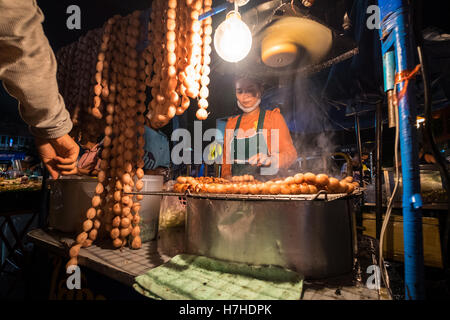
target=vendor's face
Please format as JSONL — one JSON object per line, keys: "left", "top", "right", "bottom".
{"left": 352, "top": 156, "right": 360, "bottom": 167}
{"left": 235, "top": 78, "right": 262, "bottom": 109}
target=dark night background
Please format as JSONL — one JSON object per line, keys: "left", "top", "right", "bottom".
{"left": 1, "top": 0, "right": 449, "bottom": 145}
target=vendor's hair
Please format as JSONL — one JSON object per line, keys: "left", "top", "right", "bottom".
{"left": 234, "top": 73, "right": 265, "bottom": 91}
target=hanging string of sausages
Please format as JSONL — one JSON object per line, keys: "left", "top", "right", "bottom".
{"left": 55, "top": 2, "right": 214, "bottom": 270}
{"left": 197, "top": 0, "right": 212, "bottom": 120}
{"left": 145, "top": 0, "right": 213, "bottom": 126}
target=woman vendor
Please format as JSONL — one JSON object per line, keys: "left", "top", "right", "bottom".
{"left": 222, "top": 76, "right": 298, "bottom": 179}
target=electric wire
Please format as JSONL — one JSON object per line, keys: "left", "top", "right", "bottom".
{"left": 378, "top": 86, "right": 399, "bottom": 300}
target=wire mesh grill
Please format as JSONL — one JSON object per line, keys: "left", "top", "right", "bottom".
{"left": 127, "top": 190, "right": 363, "bottom": 202}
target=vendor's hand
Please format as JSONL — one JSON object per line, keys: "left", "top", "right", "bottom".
{"left": 302, "top": 0, "right": 315, "bottom": 7}
{"left": 35, "top": 134, "right": 80, "bottom": 179}
{"left": 424, "top": 153, "right": 436, "bottom": 164}
{"left": 248, "top": 153, "right": 272, "bottom": 167}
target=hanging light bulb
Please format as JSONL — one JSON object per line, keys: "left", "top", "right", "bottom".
{"left": 213, "top": 10, "right": 252, "bottom": 63}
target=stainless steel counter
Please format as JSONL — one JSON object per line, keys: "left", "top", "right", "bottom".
{"left": 27, "top": 228, "right": 388, "bottom": 300}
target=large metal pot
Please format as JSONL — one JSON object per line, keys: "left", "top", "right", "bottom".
{"left": 47, "top": 177, "right": 97, "bottom": 233}
{"left": 186, "top": 194, "right": 358, "bottom": 279}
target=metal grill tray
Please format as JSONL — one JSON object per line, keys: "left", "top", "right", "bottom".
{"left": 127, "top": 190, "right": 363, "bottom": 202}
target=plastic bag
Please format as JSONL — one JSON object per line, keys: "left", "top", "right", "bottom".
{"left": 162, "top": 180, "right": 176, "bottom": 192}
{"left": 158, "top": 180, "right": 187, "bottom": 229}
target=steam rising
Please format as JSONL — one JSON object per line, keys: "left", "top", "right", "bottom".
{"left": 274, "top": 74, "right": 341, "bottom": 177}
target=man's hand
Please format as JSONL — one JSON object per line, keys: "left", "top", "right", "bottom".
{"left": 35, "top": 134, "right": 80, "bottom": 179}
{"left": 76, "top": 167, "right": 89, "bottom": 176}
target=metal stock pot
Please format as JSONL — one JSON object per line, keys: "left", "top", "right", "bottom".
{"left": 185, "top": 192, "right": 359, "bottom": 279}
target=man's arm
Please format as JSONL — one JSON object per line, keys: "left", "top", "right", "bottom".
{"left": 0, "top": 0, "right": 72, "bottom": 139}
{"left": 0, "top": 0, "right": 79, "bottom": 178}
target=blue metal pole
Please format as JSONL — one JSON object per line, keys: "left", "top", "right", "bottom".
{"left": 378, "top": 0, "right": 425, "bottom": 299}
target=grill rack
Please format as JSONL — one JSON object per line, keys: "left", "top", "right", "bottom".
{"left": 126, "top": 189, "right": 363, "bottom": 202}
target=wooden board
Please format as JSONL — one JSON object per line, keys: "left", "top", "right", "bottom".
{"left": 362, "top": 213, "right": 443, "bottom": 268}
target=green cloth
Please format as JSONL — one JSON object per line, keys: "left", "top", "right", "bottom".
{"left": 133, "top": 254, "right": 303, "bottom": 300}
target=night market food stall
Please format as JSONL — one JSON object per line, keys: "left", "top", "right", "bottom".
{"left": 1, "top": 0, "right": 450, "bottom": 302}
